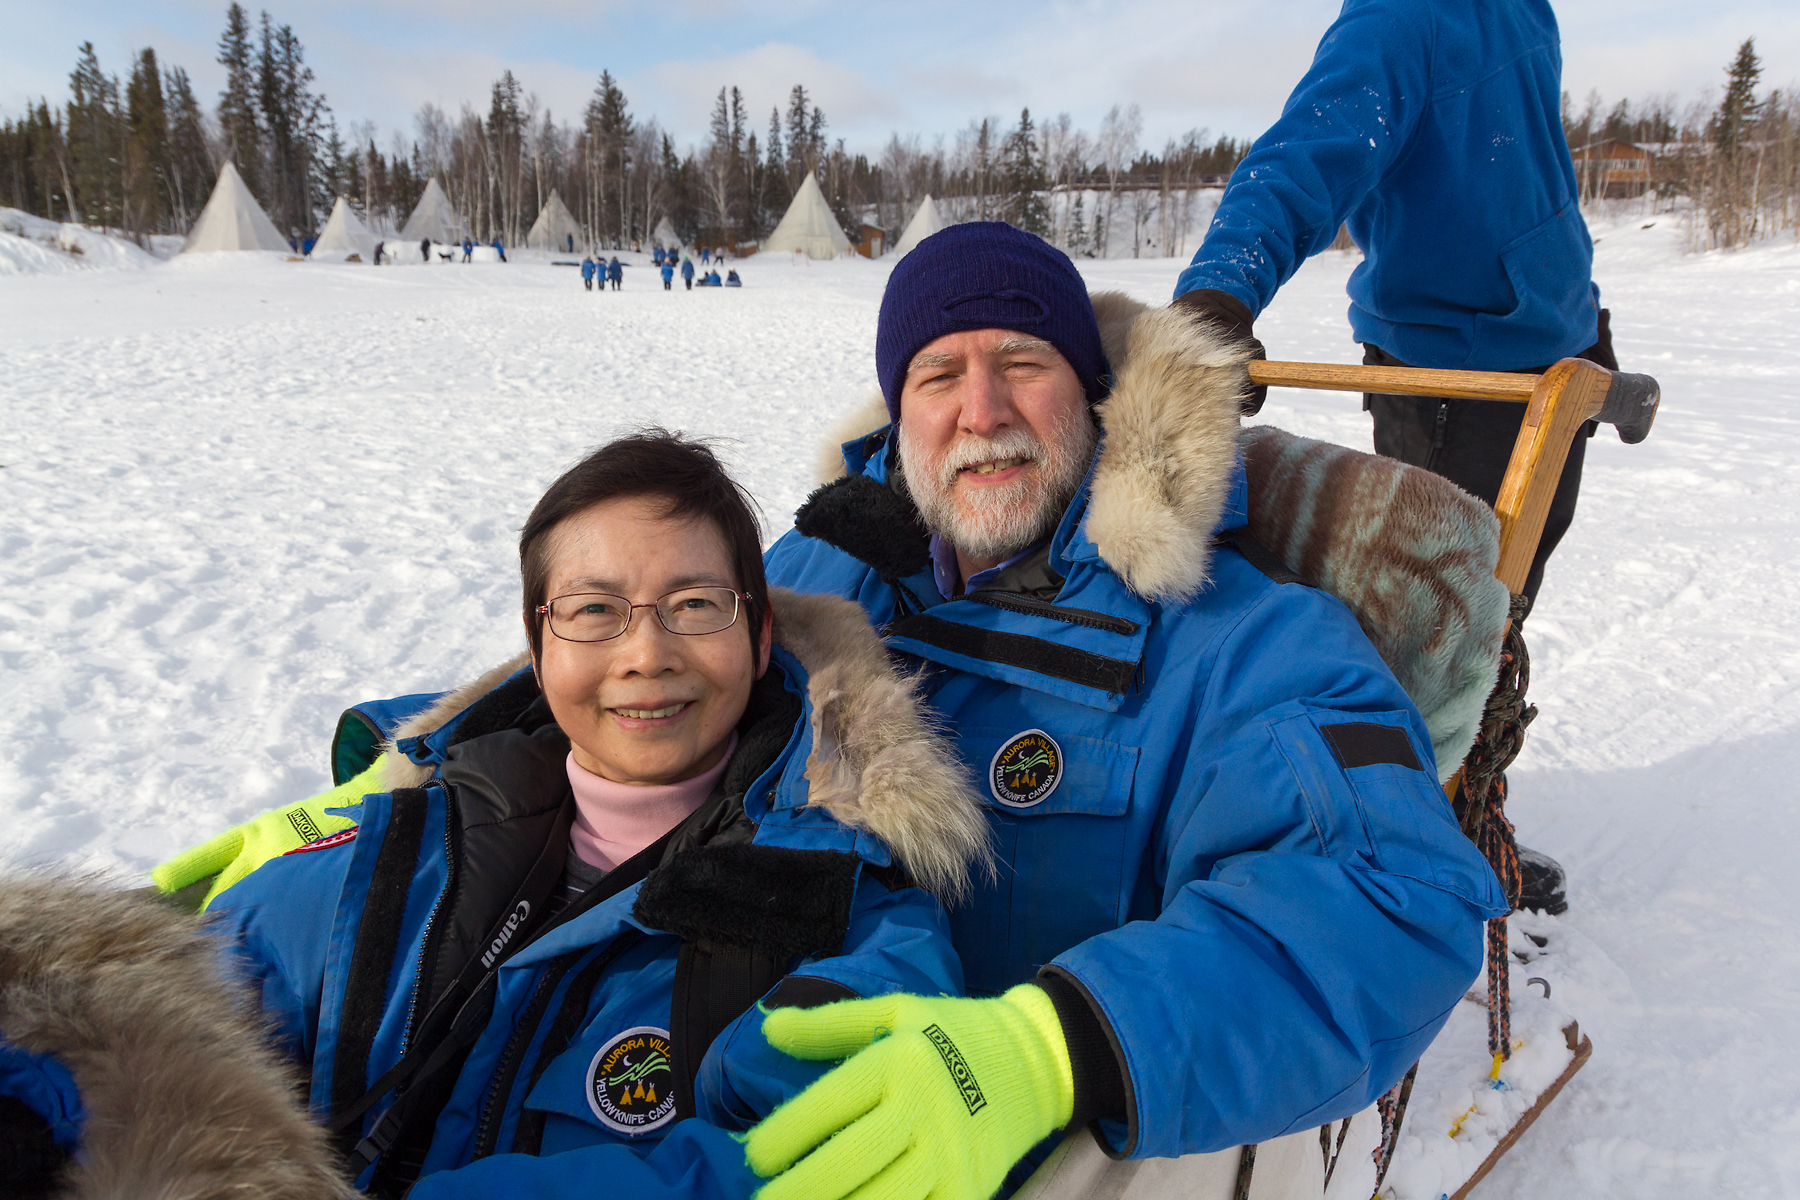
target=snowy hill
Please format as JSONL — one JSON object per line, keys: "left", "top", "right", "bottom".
{"left": 0, "top": 208, "right": 165, "bottom": 275}
{"left": 2, "top": 221, "right": 1798, "bottom": 1198}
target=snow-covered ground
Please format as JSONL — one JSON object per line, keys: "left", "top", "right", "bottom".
{"left": 2, "top": 220, "right": 1798, "bottom": 1198}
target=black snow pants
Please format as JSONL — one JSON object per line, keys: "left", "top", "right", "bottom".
{"left": 1363, "top": 309, "right": 1617, "bottom": 616}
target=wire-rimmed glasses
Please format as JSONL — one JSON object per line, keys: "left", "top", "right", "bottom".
{"left": 536, "top": 587, "right": 750, "bottom": 643}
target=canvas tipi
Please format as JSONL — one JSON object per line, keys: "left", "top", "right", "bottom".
{"left": 182, "top": 161, "right": 289, "bottom": 253}
{"left": 893, "top": 195, "right": 946, "bottom": 257}
{"left": 311, "top": 196, "right": 376, "bottom": 259}
{"left": 652, "top": 215, "right": 681, "bottom": 250}
{"left": 400, "top": 179, "right": 463, "bottom": 244}
{"left": 526, "top": 190, "right": 583, "bottom": 251}
{"left": 762, "top": 173, "right": 850, "bottom": 260}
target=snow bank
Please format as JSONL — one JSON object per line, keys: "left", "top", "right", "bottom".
{"left": 0, "top": 209, "right": 161, "bottom": 275}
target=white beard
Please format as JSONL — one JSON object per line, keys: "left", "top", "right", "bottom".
{"left": 900, "top": 407, "right": 1098, "bottom": 566}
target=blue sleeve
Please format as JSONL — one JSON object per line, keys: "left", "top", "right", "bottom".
{"left": 1052, "top": 585, "right": 1505, "bottom": 1158}
{"left": 406, "top": 1119, "right": 760, "bottom": 1200}
{"left": 207, "top": 831, "right": 360, "bottom": 1063}
{"left": 695, "top": 875, "right": 963, "bottom": 1129}
{"left": 0, "top": 1041, "right": 84, "bottom": 1148}
{"left": 1174, "top": 0, "right": 1435, "bottom": 314}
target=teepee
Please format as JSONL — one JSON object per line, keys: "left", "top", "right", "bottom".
{"left": 893, "top": 195, "right": 946, "bottom": 257}
{"left": 526, "top": 190, "right": 583, "bottom": 251}
{"left": 182, "top": 161, "right": 289, "bottom": 253}
{"left": 762, "top": 173, "right": 850, "bottom": 260}
{"left": 400, "top": 179, "right": 463, "bottom": 243}
{"left": 652, "top": 215, "right": 681, "bottom": 249}
{"left": 311, "top": 196, "right": 376, "bottom": 259}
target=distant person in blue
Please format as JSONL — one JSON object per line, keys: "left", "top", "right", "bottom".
{"left": 1174, "top": 0, "right": 1617, "bottom": 618}
{"left": 493, "top": 238, "right": 507, "bottom": 263}
{"left": 660, "top": 260, "right": 674, "bottom": 290}
{"left": 463, "top": 238, "right": 473, "bottom": 264}
{"left": 700, "top": 246, "right": 711, "bottom": 265}
{"left": 725, "top": 269, "right": 741, "bottom": 287}
{"left": 580, "top": 256, "right": 595, "bottom": 291}
{"left": 654, "top": 245, "right": 666, "bottom": 267}
{"left": 1173, "top": 0, "right": 1610, "bottom": 915}
{"left": 609, "top": 256, "right": 623, "bottom": 290}
{"left": 680, "top": 256, "right": 695, "bottom": 291}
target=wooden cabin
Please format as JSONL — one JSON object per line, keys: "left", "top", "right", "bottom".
{"left": 855, "top": 223, "right": 885, "bottom": 258}
{"left": 1570, "top": 140, "right": 1653, "bottom": 199}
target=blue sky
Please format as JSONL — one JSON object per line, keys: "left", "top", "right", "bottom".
{"left": 5, "top": 0, "right": 1797, "bottom": 154}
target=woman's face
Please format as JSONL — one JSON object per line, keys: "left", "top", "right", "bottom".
{"left": 531, "top": 496, "right": 770, "bottom": 785}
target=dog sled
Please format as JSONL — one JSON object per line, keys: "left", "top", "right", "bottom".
{"left": 1233, "top": 355, "right": 1660, "bottom": 1200}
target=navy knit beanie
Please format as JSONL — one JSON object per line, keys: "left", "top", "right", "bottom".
{"left": 876, "top": 222, "right": 1109, "bottom": 424}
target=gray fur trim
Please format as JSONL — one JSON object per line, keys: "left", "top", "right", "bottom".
{"left": 1084, "top": 291, "right": 1249, "bottom": 602}
{"left": 813, "top": 394, "right": 891, "bottom": 486}
{"left": 0, "top": 874, "right": 355, "bottom": 1200}
{"left": 1239, "top": 426, "right": 1510, "bottom": 778}
{"left": 367, "top": 592, "right": 992, "bottom": 902}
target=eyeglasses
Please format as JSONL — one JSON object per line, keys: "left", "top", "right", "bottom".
{"left": 536, "top": 587, "right": 750, "bottom": 643}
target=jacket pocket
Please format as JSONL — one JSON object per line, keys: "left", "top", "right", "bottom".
{"left": 1469, "top": 200, "right": 1594, "bottom": 365}
{"left": 948, "top": 728, "right": 1140, "bottom": 994}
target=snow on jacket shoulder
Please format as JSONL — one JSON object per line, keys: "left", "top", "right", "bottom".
{"left": 1175, "top": 0, "right": 1598, "bottom": 370}
{"left": 211, "top": 589, "right": 986, "bottom": 1200}
{"left": 764, "top": 296, "right": 1507, "bottom": 1160}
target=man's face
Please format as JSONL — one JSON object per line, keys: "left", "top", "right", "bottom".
{"left": 897, "top": 328, "right": 1097, "bottom": 569}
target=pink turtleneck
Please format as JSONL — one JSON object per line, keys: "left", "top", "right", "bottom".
{"left": 565, "top": 733, "right": 737, "bottom": 871}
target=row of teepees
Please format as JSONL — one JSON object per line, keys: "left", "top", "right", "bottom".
{"left": 180, "top": 161, "right": 950, "bottom": 261}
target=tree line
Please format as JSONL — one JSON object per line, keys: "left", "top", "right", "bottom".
{"left": 0, "top": 5, "right": 1248, "bottom": 256}
{"left": 1562, "top": 37, "right": 1799, "bottom": 249}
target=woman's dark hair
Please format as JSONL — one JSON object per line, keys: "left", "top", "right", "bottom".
{"left": 520, "top": 430, "right": 769, "bottom": 662}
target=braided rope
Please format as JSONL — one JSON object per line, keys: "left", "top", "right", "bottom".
{"left": 1457, "top": 594, "right": 1536, "bottom": 1060}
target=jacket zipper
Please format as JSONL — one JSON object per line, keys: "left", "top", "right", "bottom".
{"left": 965, "top": 590, "right": 1141, "bottom": 635}
{"left": 401, "top": 781, "right": 457, "bottom": 1052}
{"left": 470, "top": 956, "right": 573, "bottom": 1159}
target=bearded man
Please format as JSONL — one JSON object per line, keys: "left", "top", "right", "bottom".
{"left": 748, "top": 222, "right": 1505, "bottom": 1200}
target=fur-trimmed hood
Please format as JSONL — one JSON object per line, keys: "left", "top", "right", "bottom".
{"left": 0, "top": 875, "right": 354, "bottom": 1200}
{"left": 368, "top": 588, "right": 991, "bottom": 901}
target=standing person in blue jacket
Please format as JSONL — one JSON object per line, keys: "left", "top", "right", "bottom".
{"left": 462, "top": 238, "right": 473, "bottom": 264}
{"left": 742, "top": 222, "right": 1504, "bottom": 1200}
{"left": 130, "top": 432, "right": 984, "bottom": 1200}
{"left": 1172, "top": 0, "right": 1617, "bottom": 619}
{"left": 654, "top": 245, "right": 666, "bottom": 268}
{"left": 580, "top": 255, "right": 596, "bottom": 291}
{"left": 609, "top": 256, "right": 624, "bottom": 291}
{"left": 492, "top": 237, "right": 507, "bottom": 263}
{"left": 660, "top": 260, "right": 674, "bottom": 291}
{"left": 1171, "top": 0, "right": 1607, "bottom": 914}
{"left": 680, "top": 256, "right": 696, "bottom": 291}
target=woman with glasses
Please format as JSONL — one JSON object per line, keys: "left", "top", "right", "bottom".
{"left": 3, "top": 432, "right": 988, "bottom": 1199}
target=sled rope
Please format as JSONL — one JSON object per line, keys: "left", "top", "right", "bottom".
{"left": 1457, "top": 593, "right": 1536, "bottom": 1062}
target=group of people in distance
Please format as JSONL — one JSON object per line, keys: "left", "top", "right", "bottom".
{"left": 582, "top": 254, "right": 625, "bottom": 290}
{"left": 1, "top": 0, "right": 1615, "bottom": 1197}
{"left": 656, "top": 251, "right": 740, "bottom": 291}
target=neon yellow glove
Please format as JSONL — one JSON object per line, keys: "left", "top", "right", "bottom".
{"left": 746, "top": 985, "right": 1074, "bottom": 1200}
{"left": 150, "top": 758, "right": 384, "bottom": 911}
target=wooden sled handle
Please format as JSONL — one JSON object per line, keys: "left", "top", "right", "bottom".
{"left": 1247, "top": 359, "right": 1661, "bottom": 444}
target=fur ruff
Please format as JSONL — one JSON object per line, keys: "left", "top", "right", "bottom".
{"left": 1083, "top": 291, "right": 1250, "bottom": 602}
{"left": 0, "top": 875, "right": 355, "bottom": 1200}
{"left": 375, "top": 590, "right": 991, "bottom": 901}
{"left": 1239, "top": 426, "right": 1509, "bottom": 778}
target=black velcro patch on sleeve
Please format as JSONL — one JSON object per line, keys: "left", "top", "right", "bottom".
{"left": 1319, "top": 723, "right": 1422, "bottom": 772}
{"left": 634, "top": 845, "right": 860, "bottom": 960}
{"left": 761, "top": 975, "right": 860, "bottom": 1011}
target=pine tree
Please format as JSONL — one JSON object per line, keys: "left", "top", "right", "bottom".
{"left": 1003, "top": 107, "right": 1050, "bottom": 235}
{"left": 258, "top": 15, "right": 326, "bottom": 236}
{"left": 123, "top": 47, "right": 170, "bottom": 237}
{"left": 488, "top": 70, "right": 526, "bottom": 242}
{"left": 163, "top": 66, "right": 213, "bottom": 228}
{"left": 1715, "top": 37, "right": 1762, "bottom": 160}
{"left": 761, "top": 107, "right": 789, "bottom": 228}
{"left": 216, "top": 4, "right": 260, "bottom": 195}
{"left": 785, "top": 85, "right": 811, "bottom": 187}
{"left": 66, "top": 42, "right": 124, "bottom": 228}
{"left": 1068, "top": 192, "right": 1087, "bottom": 255}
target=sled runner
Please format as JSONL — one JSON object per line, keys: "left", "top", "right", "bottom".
{"left": 1242, "top": 355, "right": 1660, "bottom": 1200}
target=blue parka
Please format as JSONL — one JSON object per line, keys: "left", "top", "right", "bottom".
{"left": 1174, "top": 0, "right": 1599, "bottom": 370}
{"left": 681, "top": 258, "right": 696, "bottom": 281}
{"left": 765, "top": 305, "right": 1507, "bottom": 1161}
{"left": 581, "top": 258, "right": 596, "bottom": 280}
{"left": 208, "top": 591, "right": 980, "bottom": 1199}
{"left": 609, "top": 259, "right": 624, "bottom": 282}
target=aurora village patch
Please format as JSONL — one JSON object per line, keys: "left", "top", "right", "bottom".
{"left": 989, "top": 729, "right": 1063, "bottom": 808}
{"left": 585, "top": 1026, "right": 677, "bottom": 1135}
